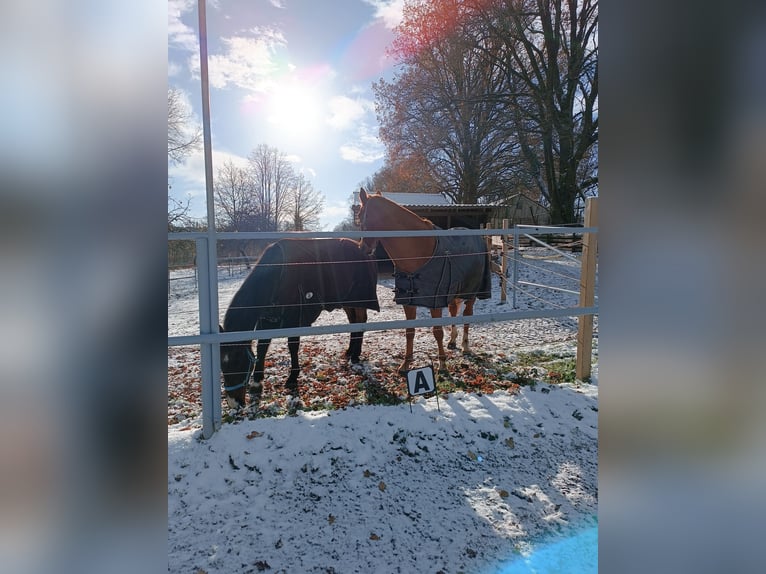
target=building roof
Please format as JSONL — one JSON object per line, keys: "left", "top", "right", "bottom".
{"left": 381, "top": 192, "right": 452, "bottom": 206}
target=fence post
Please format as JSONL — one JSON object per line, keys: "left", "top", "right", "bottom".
{"left": 196, "top": 238, "right": 222, "bottom": 438}
{"left": 500, "top": 219, "right": 508, "bottom": 303}
{"left": 197, "top": 0, "right": 222, "bottom": 438}
{"left": 576, "top": 198, "right": 598, "bottom": 380}
{"left": 512, "top": 224, "right": 519, "bottom": 309}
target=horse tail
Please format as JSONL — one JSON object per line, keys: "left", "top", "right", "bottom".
{"left": 476, "top": 236, "right": 493, "bottom": 300}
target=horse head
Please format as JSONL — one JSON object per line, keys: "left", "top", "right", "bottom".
{"left": 357, "top": 187, "right": 381, "bottom": 255}
{"left": 219, "top": 324, "right": 254, "bottom": 409}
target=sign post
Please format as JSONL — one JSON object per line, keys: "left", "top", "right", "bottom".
{"left": 406, "top": 363, "right": 439, "bottom": 412}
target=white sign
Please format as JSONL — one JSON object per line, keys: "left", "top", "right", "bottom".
{"left": 406, "top": 366, "right": 435, "bottom": 396}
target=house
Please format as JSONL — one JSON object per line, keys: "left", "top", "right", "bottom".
{"left": 494, "top": 193, "right": 551, "bottom": 226}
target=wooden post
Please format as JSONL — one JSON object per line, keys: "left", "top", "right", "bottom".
{"left": 576, "top": 197, "right": 598, "bottom": 380}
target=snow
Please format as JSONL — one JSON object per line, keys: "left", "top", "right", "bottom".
{"left": 168, "top": 246, "right": 598, "bottom": 573}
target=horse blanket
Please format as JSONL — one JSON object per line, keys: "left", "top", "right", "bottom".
{"left": 392, "top": 227, "right": 492, "bottom": 308}
{"left": 226, "top": 238, "right": 380, "bottom": 331}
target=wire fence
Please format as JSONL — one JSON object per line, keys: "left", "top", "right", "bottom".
{"left": 168, "top": 222, "right": 598, "bottom": 436}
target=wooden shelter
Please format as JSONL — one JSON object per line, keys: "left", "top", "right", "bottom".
{"left": 352, "top": 191, "right": 496, "bottom": 230}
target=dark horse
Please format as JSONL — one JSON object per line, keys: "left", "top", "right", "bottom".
{"left": 357, "top": 188, "right": 491, "bottom": 373}
{"left": 220, "top": 238, "right": 380, "bottom": 408}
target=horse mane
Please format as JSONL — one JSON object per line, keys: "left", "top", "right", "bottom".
{"left": 366, "top": 191, "right": 434, "bottom": 229}
{"left": 222, "top": 243, "right": 283, "bottom": 333}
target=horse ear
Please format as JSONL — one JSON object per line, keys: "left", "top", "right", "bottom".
{"left": 359, "top": 187, "right": 367, "bottom": 202}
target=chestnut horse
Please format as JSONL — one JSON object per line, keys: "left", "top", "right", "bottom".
{"left": 357, "top": 188, "right": 491, "bottom": 373}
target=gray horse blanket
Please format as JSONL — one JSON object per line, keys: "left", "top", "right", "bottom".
{"left": 393, "top": 227, "right": 492, "bottom": 308}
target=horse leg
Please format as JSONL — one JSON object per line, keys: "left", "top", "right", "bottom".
{"left": 430, "top": 308, "right": 448, "bottom": 371}
{"left": 398, "top": 305, "right": 417, "bottom": 373}
{"left": 343, "top": 307, "right": 368, "bottom": 363}
{"left": 447, "top": 299, "right": 460, "bottom": 350}
{"left": 461, "top": 298, "right": 476, "bottom": 354}
{"left": 251, "top": 338, "right": 271, "bottom": 405}
{"left": 285, "top": 336, "right": 300, "bottom": 395}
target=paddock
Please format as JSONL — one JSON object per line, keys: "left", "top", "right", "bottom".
{"left": 168, "top": 202, "right": 598, "bottom": 431}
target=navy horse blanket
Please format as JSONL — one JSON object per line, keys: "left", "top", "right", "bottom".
{"left": 227, "top": 238, "right": 380, "bottom": 330}
{"left": 392, "top": 227, "right": 492, "bottom": 308}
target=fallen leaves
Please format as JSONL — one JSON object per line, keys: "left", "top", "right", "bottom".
{"left": 246, "top": 430, "right": 263, "bottom": 439}
{"left": 167, "top": 337, "right": 531, "bottom": 425}
{"left": 378, "top": 481, "right": 386, "bottom": 492}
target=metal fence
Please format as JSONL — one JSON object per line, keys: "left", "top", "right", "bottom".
{"left": 168, "top": 224, "right": 598, "bottom": 438}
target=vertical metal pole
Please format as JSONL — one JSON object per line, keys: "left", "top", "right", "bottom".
{"left": 512, "top": 225, "right": 519, "bottom": 309}
{"left": 197, "top": 0, "right": 221, "bottom": 438}
{"left": 500, "top": 219, "right": 508, "bottom": 303}
{"left": 196, "top": 238, "right": 219, "bottom": 438}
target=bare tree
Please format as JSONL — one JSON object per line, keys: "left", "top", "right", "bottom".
{"left": 372, "top": 0, "right": 597, "bottom": 222}
{"left": 373, "top": 0, "right": 518, "bottom": 203}
{"left": 213, "top": 160, "right": 258, "bottom": 231}
{"left": 215, "top": 144, "right": 326, "bottom": 232}
{"left": 168, "top": 87, "right": 202, "bottom": 165}
{"left": 376, "top": 1, "right": 519, "bottom": 204}
{"left": 471, "top": 0, "right": 599, "bottom": 223}
{"left": 168, "top": 87, "right": 203, "bottom": 227}
{"left": 247, "top": 144, "right": 295, "bottom": 231}
{"left": 285, "top": 173, "right": 324, "bottom": 231}
{"left": 168, "top": 194, "right": 192, "bottom": 230}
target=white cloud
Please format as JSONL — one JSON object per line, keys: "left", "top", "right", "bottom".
{"left": 168, "top": 0, "right": 198, "bottom": 52}
{"left": 326, "top": 96, "right": 373, "bottom": 130}
{"left": 363, "top": 0, "right": 405, "bottom": 29}
{"left": 208, "top": 34, "right": 284, "bottom": 91}
{"left": 187, "top": 28, "right": 286, "bottom": 92}
{"left": 284, "top": 153, "right": 303, "bottom": 164}
{"left": 168, "top": 61, "right": 182, "bottom": 78}
{"left": 339, "top": 126, "right": 385, "bottom": 163}
{"left": 333, "top": 103, "right": 385, "bottom": 162}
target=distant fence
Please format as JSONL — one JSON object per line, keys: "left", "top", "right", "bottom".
{"left": 167, "top": 199, "right": 598, "bottom": 438}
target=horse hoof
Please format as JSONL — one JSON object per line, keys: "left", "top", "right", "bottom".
{"left": 447, "top": 342, "right": 457, "bottom": 350}
{"left": 287, "top": 396, "right": 303, "bottom": 414}
{"left": 225, "top": 396, "right": 243, "bottom": 410}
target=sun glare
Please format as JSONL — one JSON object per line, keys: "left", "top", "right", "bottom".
{"left": 265, "top": 80, "right": 324, "bottom": 139}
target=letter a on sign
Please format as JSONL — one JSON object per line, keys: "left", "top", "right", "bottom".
{"left": 407, "top": 366, "right": 435, "bottom": 396}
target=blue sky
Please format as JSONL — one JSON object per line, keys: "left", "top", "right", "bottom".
{"left": 168, "top": 0, "right": 405, "bottom": 229}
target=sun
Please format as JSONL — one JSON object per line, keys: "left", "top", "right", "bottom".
{"left": 265, "top": 79, "right": 324, "bottom": 140}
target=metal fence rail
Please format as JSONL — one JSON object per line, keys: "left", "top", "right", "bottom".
{"left": 168, "top": 225, "right": 598, "bottom": 438}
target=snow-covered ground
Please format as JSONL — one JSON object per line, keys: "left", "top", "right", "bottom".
{"left": 168, "top": 246, "right": 598, "bottom": 573}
